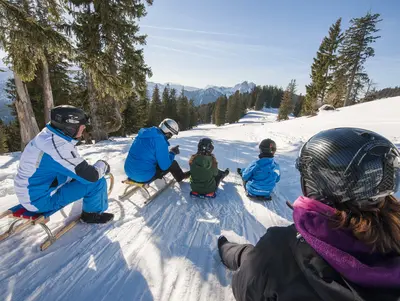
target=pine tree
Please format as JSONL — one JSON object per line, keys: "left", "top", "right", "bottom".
{"left": 293, "top": 94, "right": 305, "bottom": 117}
{"left": 302, "top": 83, "right": 318, "bottom": 115}
{"left": 278, "top": 80, "right": 296, "bottom": 121}
{"left": 239, "top": 93, "right": 248, "bottom": 118}
{"left": 148, "top": 85, "right": 163, "bottom": 126}
{"left": 4, "top": 79, "right": 21, "bottom": 152}
{"left": 226, "top": 94, "right": 236, "bottom": 123}
{"left": 162, "top": 86, "right": 178, "bottom": 120}
{"left": 188, "top": 99, "right": 197, "bottom": 129}
{"left": 340, "top": 12, "right": 381, "bottom": 106}
{"left": 177, "top": 90, "right": 190, "bottom": 130}
{"left": 254, "top": 90, "right": 265, "bottom": 110}
{"left": 161, "top": 85, "right": 170, "bottom": 120}
{"left": 0, "top": 0, "right": 71, "bottom": 148}
{"left": 326, "top": 61, "right": 348, "bottom": 108}
{"left": 137, "top": 94, "right": 149, "bottom": 130}
{"left": 70, "top": 0, "right": 152, "bottom": 141}
{"left": 270, "top": 86, "right": 284, "bottom": 108}
{"left": 169, "top": 88, "right": 178, "bottom": 121}
{"left": 0, "top": 120, "right": 8, "bottom": 154}
{"left": 214, "top": 95, "right": 228, "bottom": 126}
{"left": 308, "top": 19, "right": 343, "bottom": 111}
{"left": 248, "top": 86, "right": 259, "bottom": 108}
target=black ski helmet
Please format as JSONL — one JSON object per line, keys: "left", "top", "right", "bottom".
{"left": 198, "top": 138, "right": 214, "bottom": 154}
{"left": 50, "top": 105, "right": 90, "bottom": 138}
{"left": 296, "top": 127, "right": 400, "bottom": 206}
{"left": 259, "top": 139, "right": 277, "bottom": 154}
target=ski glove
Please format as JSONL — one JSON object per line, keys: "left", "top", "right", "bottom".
{"left": 170, "top": 145, "right": 180, "bottom": 155}
{"left": 93, "top": 160, "right": 110, "bottom": 178}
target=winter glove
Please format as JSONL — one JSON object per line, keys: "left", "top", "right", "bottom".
{"left": 170, "top": 145, "right": 180, "bottom": 155}
{"left": 93, "top": 160, "right": 110, "bottom": 178}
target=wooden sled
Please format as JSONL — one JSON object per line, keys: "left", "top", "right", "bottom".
{"left": 0, "top": 173, "right": 114, "bottom": 251}
{"left": 119, "top": 177, "right": 175, "bottom": 205}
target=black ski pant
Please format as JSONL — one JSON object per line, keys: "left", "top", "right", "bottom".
{"left": 219, "top": 241, "right": 254, "bottom": 271}
{"left": 215, "top": 169, "right": 226, "bottom": 189}
{"left": 153, "top": 160, "right": 186, "bottom": 183}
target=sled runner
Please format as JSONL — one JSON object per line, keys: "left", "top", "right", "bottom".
{"left": 0, "top": 173, "right": 114, "bottom": 251}
{"left": 190, "top": 191, "right": 217, "bottom": 199}
{"left": 119, "top": 176, "right": 176, "bottom": 205}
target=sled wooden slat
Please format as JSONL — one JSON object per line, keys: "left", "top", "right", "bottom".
{"left": 40, "top": 216, "right": 81, "bottom": 251}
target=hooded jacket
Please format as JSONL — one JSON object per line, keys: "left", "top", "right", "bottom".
{"left": 14, "top": 125, "right": 107, "bottom": 212}
{"left": 241, "top": 157, "right": 280, "bottom": 197}
{"left": 124, "top": 127, "right": 175, "bottom": 183}
{"left": 189, "top": 154, "right": 218, "bottom": 194}
{"left": 231, "top": 196, "right": 400, "bottom": 301}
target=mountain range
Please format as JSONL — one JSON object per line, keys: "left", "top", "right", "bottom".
{"left": 146, "top": 81, "right": 256, "bottom": 106}
{"left": 0, "top": 68, "right": 256, "bottom": 122}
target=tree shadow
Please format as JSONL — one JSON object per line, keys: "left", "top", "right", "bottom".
{"left": 0, "top": 201, "right": 154, "bottom": 301}
{"left": 123, "top": 134, "right": 301, "bottom": 290}
{"left": 0, "top": 152, "right": 21, "bottom": 171}
{"left": 132, "top": 179, "right": 267, "bottom": 288}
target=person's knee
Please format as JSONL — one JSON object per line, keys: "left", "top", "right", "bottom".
{"left": 87, "top": 177, "right": 107, "bottom": 193}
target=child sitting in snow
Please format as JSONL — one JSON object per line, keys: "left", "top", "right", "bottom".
{"left": 189, "top": 138, "right": 229, "bottom": 196}
{"left": 237, "top": 139, "right": 280, "bottom": 200}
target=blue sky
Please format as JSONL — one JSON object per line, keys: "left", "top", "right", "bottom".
{"left": 139, "top": 0, "right": 400, "bottom": 93}
{"left": 1, "top": 1, "right": 399, "bottom": 94}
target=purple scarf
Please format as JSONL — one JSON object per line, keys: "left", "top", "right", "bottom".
{"left": 293, "top": 196, "right": 400, "bottom": 288}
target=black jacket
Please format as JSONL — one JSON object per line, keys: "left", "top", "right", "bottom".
{"left": 232, "top": 225, "right": 400, "bottom": 301}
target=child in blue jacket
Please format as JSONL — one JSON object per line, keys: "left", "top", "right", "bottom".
{"left": 237, "top": 139, "right": 280, "bottom": 200}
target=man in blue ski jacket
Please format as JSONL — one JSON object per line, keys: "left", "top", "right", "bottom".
{"left": 14, "top": 105, "right": 113, "bottom": 224}
{"left": 124, "top": 118, "right": 189, "bottom": 183}
{"left": 237, "top": 139, "right": 280, "bottom": 200}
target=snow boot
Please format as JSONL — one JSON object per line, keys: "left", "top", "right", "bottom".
{"left": 218, "top": 235, "right": 229, "bottom": 267}
{"left": 223, "top": 168, "right": 230, "bottom": 177}
{"left": 183, "top": 171, "right": 191, "bottom": 180}
{"left": 218, "top": 235, "right": 228, "bottom": 249}
{"left": 81, "top": 211, "right": 114, "bottom": 224}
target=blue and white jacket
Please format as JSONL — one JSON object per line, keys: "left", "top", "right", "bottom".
{"left": 242, "top": 157, "right": 281, "bottom": 197}
{"left": 14, "top": 125, "right": 108, "bottom": 212}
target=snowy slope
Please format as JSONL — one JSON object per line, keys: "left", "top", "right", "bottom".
{"left": 1, "top": 97, "right": 400, "bottom": 301}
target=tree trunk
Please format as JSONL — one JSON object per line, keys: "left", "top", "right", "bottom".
{"left": 82, "top": 131, "right": 93, "bottom": 144}
{"left": 343, "top": 64, "right": 358, "bottom": 107}
{"left": 320, "top": 66, "right": 331, "bottom": 104}
{"left": 41, "top": 56, "right": 54, "bottom": 124}
{"left": 13, "top": 72, "right": 40, "bottom": 150}
{"left": 86, "top": 70, "right": 108, "bottom": 142}
{"left": 103, "top": 58, "right": 122, "bottom": 134}
{"left": 103, "top": 95, "right": 122, "bottom": 134}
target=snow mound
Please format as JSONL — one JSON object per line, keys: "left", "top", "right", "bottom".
{"left": 0, "top": 97, "right": 399, "bottom": 301}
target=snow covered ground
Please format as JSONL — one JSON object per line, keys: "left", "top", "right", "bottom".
{"left": 1, "top": 97, "right": 399, "bottom": 301}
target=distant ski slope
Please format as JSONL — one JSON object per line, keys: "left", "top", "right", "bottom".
{"left": 0, "top": 97, "right": 399, "bottom": 301}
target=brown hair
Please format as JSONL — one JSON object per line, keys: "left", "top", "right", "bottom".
{"left": 334, "top": 195, "right": 400, "bottom": 255}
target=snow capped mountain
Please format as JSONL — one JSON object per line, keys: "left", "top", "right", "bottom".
{"left": 147, "top": 82, "right": 200, "bottom": 94}
{"left": 147, "top": 81, "right": 256, "bottom": 106}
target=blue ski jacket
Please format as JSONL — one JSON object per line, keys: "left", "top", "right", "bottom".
{"left": 14, "top": 125, "right": 108, "bottom": 212}
{"left": 242, "top": 157, "right": 280, "bottom": 197}
{"left": 124, "top": 127, "right": 175, "bottom": 183}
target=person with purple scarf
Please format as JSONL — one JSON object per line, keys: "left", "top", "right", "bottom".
{"left": 218, "top": 127, "right": 400, "bottom": 301}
